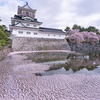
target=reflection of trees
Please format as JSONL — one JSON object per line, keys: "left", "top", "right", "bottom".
{"left": 64, "top": 64, "right": 98, "bottom": 73}
{"left": 46, "top": 64, "right": 66, "bottom": 71}
{"left": 89, "top": 52, "right": 100, "bottom": 60}
{"left": 45, "top": 53, "right": 100, "bottom": 73}
{"left": 65, "top": 53, "right": 99, "bottom": 73}
{"left": 20, "top": 52, "right": 100, "bottom": 74}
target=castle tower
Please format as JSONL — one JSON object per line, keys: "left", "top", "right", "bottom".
{"left": 17, "top": 2, "right": 36, "bottom": 18}
{"left": 9, "top": 2, "right": 70, "bottom": 51}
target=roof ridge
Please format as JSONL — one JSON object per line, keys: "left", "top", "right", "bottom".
{"left": 39, "top": 27, "right": 62, "bottom": 31}
{"left": 21, "top": 2, "right": 34, "bottom": 10}
{"left": 13, "top": 22, "right": 26, "bottom": 27}
{"left": 39, "top": 27, "right": 65, "bottom": 33}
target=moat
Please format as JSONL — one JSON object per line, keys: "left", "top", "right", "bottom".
{"left": 0, "top": 50, "right": 100, "bottom": 100}
{"left": 20, "top": 52, "right": 100, "bottom": 76}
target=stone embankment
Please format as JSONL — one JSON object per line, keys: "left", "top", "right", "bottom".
{"left": 0, "top": 46, "right": 11, "bottom": 60}
{"left": 68, "top": 42, "right": 100, "bottom": 53}
{"left": 12, "top": 37, "right": 71, "bottom": 51}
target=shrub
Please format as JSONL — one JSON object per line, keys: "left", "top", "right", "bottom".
{"left": 0, "top": 19, "right": 11, "bottom": 49}
{"left": 9, "top": 46, "right": 12, "bottom": 48}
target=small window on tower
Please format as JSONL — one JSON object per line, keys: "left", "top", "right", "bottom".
{"left": 26, "top": 24, "right": 30, "bottom": 26}
{"left": 19, "top": 31, "right": 23, "bottom": 34}
{"left": 48, "top": 34, "right": 50, "bottom": 36}
{"left": 22, "top": 11, "right": 25, "bottom": 14}
{"left": 26, "top": 12, "right": 29, "bottom": 15}
{"left": 27, "top": 32, "right": 31, "bottom": 34}
{"left": 34, "top": 32, "right": 37, "bottom": 35}
{"left": 30, "top": 12, "right": 32, "bottom": 15}
{"left": 54, "top": 35, "right": 55, "bottom": 37}
{"left": 33, "top": 25, "right": 36, "bottom": 27}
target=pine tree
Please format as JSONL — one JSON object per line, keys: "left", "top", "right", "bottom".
{"left": 0, "top": 19, "right": 11, "bottom": 49}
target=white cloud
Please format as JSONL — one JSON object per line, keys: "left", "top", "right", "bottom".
{"left": 0, "top": 0, "right": 100, "bottom": 31}
{"left": 0, "top": 0, "right": 24, "bottom": 28}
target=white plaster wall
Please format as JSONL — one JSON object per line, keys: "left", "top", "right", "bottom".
{"left": 16, "top": 23, "right": 24, "bottom": 27}
{"left": 15, "top": 22, "right": 40, "bottom": 28}
{"left": 22, "top": 10, "right": 33, "bottom": 15}
{"left": 12, "top": 29, "right": 65, "bottom": 39}
{"left": 22, "top": 23, "right": 40, "bottom": 28}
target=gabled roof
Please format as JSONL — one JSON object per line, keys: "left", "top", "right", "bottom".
{"left": 12, "top": 22, "right": 26, "bottom": 27}
{"left": 22, "top": 2, "right": 33, "bottom": 10}
{"left": 39, "top": 27, "right": 65, "bottom": 34}
{"left": 18, "top": 2, "right": 36, "bottom": 11}
{"left": 12, "top": 15, "right": 43, "bottom": 24}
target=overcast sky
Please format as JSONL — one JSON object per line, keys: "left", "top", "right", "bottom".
{"left": 0, "top": 0, "right": 100, "bottom": 31}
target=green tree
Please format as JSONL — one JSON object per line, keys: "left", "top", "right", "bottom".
{"left": 80, "top": 27, "right": 85, "bottom": 32}
{"left": 65, "top": 26, "right": 70, "bottom": 32}
{"left": 86, "top": 26, "right": 100, "bottom": 34}
{"left": 72, "top": 24, "right": 100, "bottom": 34}
{"left": 0, "top": 19, "right": 11, "bottom": 49}
{"left": 72, "top": 24, "right": 81, "bottom": 30}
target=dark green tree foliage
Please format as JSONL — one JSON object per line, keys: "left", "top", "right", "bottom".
{"left": 86, "top": 26, "right": 99, "bottom": 34}
{"left": 65, "top": 24, "right": 100, "bottom": 34}
{"left": 72, "top": 24, "right": 81, "bottom": 30}
{"left": 64, "top": 26, "right": 70, "bottom": 32}
{"left": 0, "top": 19, "right": 10, "bottom": 49}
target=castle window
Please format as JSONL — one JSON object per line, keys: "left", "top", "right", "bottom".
{"left": 54, "top": 35, "right": 55, "bottom": 36}
{"left": 30, "top": 12, "right": 32, "bottom": 15}
{"left": 26, "top": 12, "right": 29, "bottom": 15}
{"left": 22, "top": 11, "right": 25, "bottom": 14}
{"left": 59, "top": 35, "right": 61, "bottom": 37}
{"left": 33, "top": 25, "right": 36, "bottom": 27}
{"left": 26, "top": 24, "right": 30, "bottom": 26}
{"left": 19, "top": 31, "right": 23, "bottom": 34}
{"left": 34, "top": 32, "right": 37, "bottom": 35}
{"left": 27, "top": 32, "right": 31, "bottom": 34}
{"left": 48, "top": 34, "right": 50, "bottom": 36}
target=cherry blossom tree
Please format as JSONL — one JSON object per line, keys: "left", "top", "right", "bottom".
{"left": 67, "top": 29, "right": 99, "bottom": 44}
{"left": 68, "top": 32, "right": 84, "bottom": 43}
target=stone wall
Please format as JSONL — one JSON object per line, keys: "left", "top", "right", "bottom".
{"left": 68, "top": 42, "right": 100, "bottom": 54}
{"left": 0, "top": 46, "right": 11, "bottom": 60}
{"left": 12, "top": 37, "right": 71, "bottom": 51}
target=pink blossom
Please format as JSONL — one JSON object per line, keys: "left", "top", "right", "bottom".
{"left": 68, "top": 29, "right": 75, "bottom": 35}
{"left": 68, "top": 30, "right": 100, "bottom": 44}
{"left": 69, "top": 32, "right": 84, "bottom": 43}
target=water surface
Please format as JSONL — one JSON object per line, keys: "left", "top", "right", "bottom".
{"left": 19, "top": 52, "right": 100, "bottom": 76}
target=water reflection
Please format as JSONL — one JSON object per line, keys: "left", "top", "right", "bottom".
{"left": 20, "top": 52, "right": 69, "bottom": 63}
{"left": 20, "top": 52, "right": 100, "bottom": 76}
{"left": 64, "top": 54, "right": 99, "bottom": 73}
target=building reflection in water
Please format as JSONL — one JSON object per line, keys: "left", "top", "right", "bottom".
{"left": 19, "top": 52, "right": 100, "bottom": 76}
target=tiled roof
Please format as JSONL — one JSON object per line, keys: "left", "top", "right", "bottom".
{"left": 14, "top": 15, "right": 41, "bottom": 23}
{"left": 12, "top": 22, "right": 26, "bottom": 27}
{"left": 19, "top": 2, "right": 36, "bottom": 11}
{"left": 39, "top": 27, "right": 65, "bottom": 33}
{"left": 6, "top": 31, "right": 11, "bottom": 34}
{"left": 14, "top": 15, "right": 22, "bottom": 20}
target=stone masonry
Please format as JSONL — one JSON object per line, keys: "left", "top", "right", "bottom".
{"left": 12, "top": 37, "right": 71, "bottom": 51}
{"left": 0, "top": 46, "right": 11, "bottom": 60}
{"left": 68, "top": 42, "right": 100, "bottom": 54}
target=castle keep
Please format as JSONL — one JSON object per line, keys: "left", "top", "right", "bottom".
{"left": 9, "top": 2, "right": 70, "bottom": 51}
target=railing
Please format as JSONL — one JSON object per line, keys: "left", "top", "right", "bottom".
{"left": 19, "top": 13, "right": 35, "bottom": 18}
